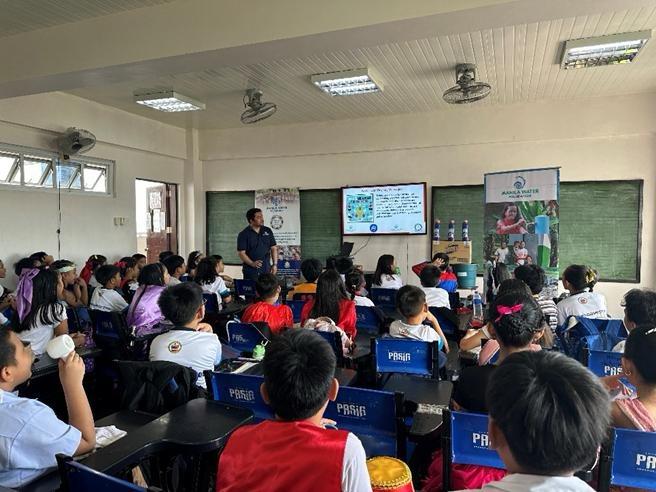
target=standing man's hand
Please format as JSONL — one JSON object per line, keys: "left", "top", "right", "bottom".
{"left": 271, "top": 265, "right": 278, "bottom": 275}
{"left": 252, "top": 260, "right": 263, "bottom": 269}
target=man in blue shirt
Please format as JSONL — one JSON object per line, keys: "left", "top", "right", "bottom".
{"left": 237, "top": 208, "right": 278, "bottom": 282}
{"left": 0, "top": 328, "right": 96, "bottom": 488}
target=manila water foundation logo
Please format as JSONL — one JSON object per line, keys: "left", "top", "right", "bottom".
{"left": 513, "top": 176, "right": 526, "bottom": 190}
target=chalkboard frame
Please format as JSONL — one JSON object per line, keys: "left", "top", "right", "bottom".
{"left": 430, "top": 179, "right": 644, "bottom": 283}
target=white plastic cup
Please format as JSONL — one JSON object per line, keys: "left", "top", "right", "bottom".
{"left": 46, "top": 334, "right": 75, "bottom": 359}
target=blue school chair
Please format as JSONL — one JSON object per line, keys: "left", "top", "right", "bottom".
{"left": 557, "top": 317, "right": 626, "bottom": 360}
{"left": 370, "top": 288, "right": 398, "bottom": 311}
{"left": 441, "top": 409, "right": 505, "bottom": 490}
{"left": 287, "top": 299, "right": 305, "bottom": 324}
{"left": 225, "top": 321, "right": 269, "bottom": 353}
{"left": 583, "top": 347, "right": 623, "bottom": 377}
{"left": 324, "top": 386, "right": 405, "bottom": 459}
{"left": 235, "top": 279, "right": 256, "bottom": 300}
{"left": 315, "top": 330, "right": 346, "bottom": 368}
{"left": 89, "top": 309, "right": 131, "bottom": 343}
{"left": 428, "top": 306, "right": 458, "bottom": 337}
{"left": 372, "top": 337, "right": 442, "bottom": 379}
{"left": 205, "top": 371, "right": 273, "bottom": 421}
{"left": 56, "top": 454, "right": 161, "bottom": 491}
{"left": 202, "top": 293, "right": 220, "bottom": 314}
{"left": 355, "top": 306, "right": 385, "bottom": 335}
{"left": 598, "top": 428, "right": 656, "bottom": 492}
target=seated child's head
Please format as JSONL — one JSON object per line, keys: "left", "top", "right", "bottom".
{"left": 163, "top": 255, "right": 186, "bottom": 278}
{"left": 14, "top": 257, "right": 38, "bottom": 277}
{"left": 17, "top": 269, "right": 63, "bottom": 331}
{"left": 513, "top": 264, "right": 545, "bottom": 295}
{"left": 117, "top": 257, "right": 139, "bottom": 280}
{"left": 0, "top": 327, "right": 35, "bottom": 390}
{"left": 562, "top": 264, "right": 598, "bottom": 292}
{"left": 419, "top": 265, "right": 441, "bottom": 288}
{"left": 335, "top": 256, "right": 354, "bottom": 275}
{"left": 488, "top": 292, "right": 543, "bottom": 349}
{"left": 132, "top": 253, "right": 147, "bottom": 270}
{"left": 194, "top": 258, "right": 219, "bottom": 285}
{"left": 209, "top": 255, "right": 225, "bottom": 273}
{"left": 497, "top": 278, "right": 532, "bottom": 298}
{"left": 431, "top": 253, "right": 449, "bottom": 272}
{"left": 344, "top": 269, "right": 365, "bottom": 296}
{"left": 261, "top": 329, "right": 337, "bottom": 421}
{"left": 158, "top": 282, "right": 204, "bottom": 327}
{"left": 29, "top": 251, "right": 54, "bottom": 266}
{"left": 186, "top": 251, "right": 203, "bottom": 273}
{"left": 622, "top": 324, "right": 656, "bottom": 387}
{"left": 486, "top": 351, "right": 610, "bottom": 476}
{"left": 138, "top": 263, "right": 168, "bottom": 287}
{"left": 396, "top": 285, "right": 427, "bottom": 322}
{"left": 300, "top": 258, "right": 322, "bottom": 283}
{"left": 158, "top": 250, "right": 174, "bottom": 263}
{"left": 622, "top": 289, "right": 656, "bottom": 332}
{"left": 256, "top": 273, "right": 280, "bottom": 301}
{"left": 51, "top": 260, "right": 77, "bottom": 286}
{"left": 95, "top": 264, "right": 121, "bottom": 289}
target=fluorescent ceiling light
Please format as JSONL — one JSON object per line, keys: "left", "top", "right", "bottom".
{"left": 134, "top": 90, "right": 205, "bottom": 112}
{"left": 311, "top": 68, "right": 383, "bottom": 96}
{"left": 561, "top": 30, "right": 651, "bottom": 69}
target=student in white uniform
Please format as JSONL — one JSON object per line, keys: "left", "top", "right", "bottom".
{"left": 14, "top": 269, "right": 84, "bottom": 355}
{"left": 612, "top": 288, "right": 656, "bottom": 352}
{"left": 89, "top": 265, "right": 129, "bottom": 312}
{"left": 0, "top": 328, "right": 96, "bottom": 488}
{"left": 389, "top": 286, "right": 449, "bottom": 354}
{"left": 193, "top": 257, "right": 232, "bottom": 309}
{"left": 463, "top": 351, "right": 609, "bottom": 492}
{"left": 419, "top": 265, "right": 450, "bottom": 309}
{"left": 149, "top": 282, "right": 221, "bottom": 390}
{"left": 372, "top": 254, "right": 403, "bottom": 290}
{"left": 344, "top": 269, "right": 374, "bottom": 307}
{"left": 556, "top": 265, "right": 607, "bottom": 327}
{"left": 163, "top": 255, "right": 186, "bottom": 286}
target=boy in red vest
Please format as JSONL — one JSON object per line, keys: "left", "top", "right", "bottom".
{"left": 216, "top": 329, "right": 372, "bottom": 492}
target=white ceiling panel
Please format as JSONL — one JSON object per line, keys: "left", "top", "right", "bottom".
{"left": 67, "top": 5, "right": 656, "bottom": 129}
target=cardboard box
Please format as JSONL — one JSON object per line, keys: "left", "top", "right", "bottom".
{"left": 431, "top": 240, "right": 472, "bottom": 264}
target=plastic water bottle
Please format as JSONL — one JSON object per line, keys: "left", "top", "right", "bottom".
{"left": 472, "top": 287, "right": 483, "bottom": 325}
{"left": 462, "top": 220, "right": 469, "bottom": 242}
{"left": 447, "top": 220, "right": 455, "bottom": 241}
{"left": 433, "top": 219, "right": 441, "bottom": 242}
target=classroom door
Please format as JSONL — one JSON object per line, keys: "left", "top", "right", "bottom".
{"left": 135, "top": 179, "right": 178, "bottom": 263}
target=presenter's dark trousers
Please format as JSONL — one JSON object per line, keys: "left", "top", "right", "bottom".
{"left": 242, "top": 265, "right": 268, "bottom": 282}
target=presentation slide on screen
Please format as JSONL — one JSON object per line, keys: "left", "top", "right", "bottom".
{"left": 342, "top": 183, "right": 427, "bottom": 235}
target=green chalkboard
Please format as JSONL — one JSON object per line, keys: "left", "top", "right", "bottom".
{"left": 300, "top": 189, "right": 341, "bottom": 263}
{"left": 206, "top": 191, "right": 253, "bottom": 264}
{"left": 432, "top": 180, "right": 642, "bottom": 282}
{"left": 432, "top": 185, "right": 486, "bottom": 267}
{"left": 206, "top": 189, "right": 342, "bottom": 266}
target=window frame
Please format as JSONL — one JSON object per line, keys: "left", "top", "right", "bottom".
{"left": 0, "top": 142, "right": 114, "bottom": 196}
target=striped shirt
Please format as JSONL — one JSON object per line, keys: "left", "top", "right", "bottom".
{"left": 536, "top": 294, "right": 558, "bottom": 333}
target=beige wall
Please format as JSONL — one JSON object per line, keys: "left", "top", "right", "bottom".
{"left": 201, "top": 93, "right": 656, "bottom": 317}
{"left": 0, "top": 92, "right": 187, "bottom": 288}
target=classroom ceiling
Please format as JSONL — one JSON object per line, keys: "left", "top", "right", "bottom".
{"left": 0, "top": 0, "right": 177, "bottom": 38}
{"left": 2, "top": 0, "right": 656, "bottom": 130}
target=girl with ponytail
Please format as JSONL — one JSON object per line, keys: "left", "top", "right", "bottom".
{"left": 344, "top": 269, "right": 374, "bottom": 307}
{"left": 424, "top": 291, "right": 544, "bottom": 491}
{"left": 557, "top": 264, "right": 608, "bottom": 326}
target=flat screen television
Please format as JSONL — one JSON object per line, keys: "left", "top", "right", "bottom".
{"left": 341, "top": 182, "right": 427, "bottom": 235}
